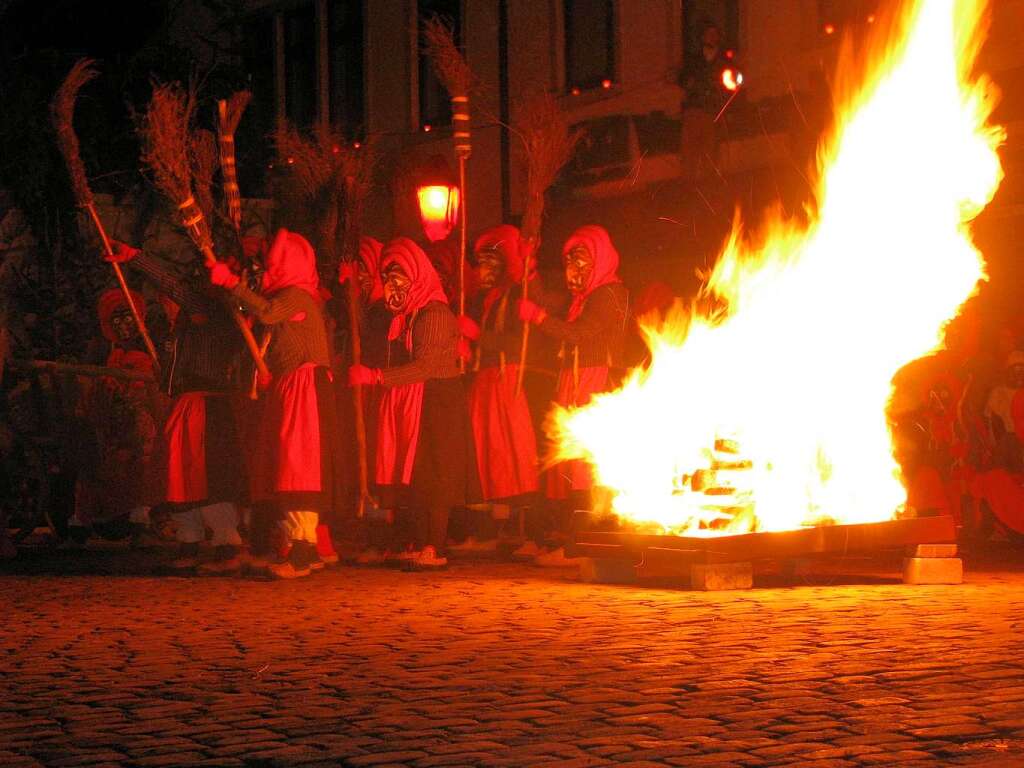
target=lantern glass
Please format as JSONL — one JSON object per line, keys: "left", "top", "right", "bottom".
{"left": 417, "top": 184, "right": 460, "bottom": 242}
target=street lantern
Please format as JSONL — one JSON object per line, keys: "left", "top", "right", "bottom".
{"left": 416, "top": 155, "right": 460, "bottom": 243}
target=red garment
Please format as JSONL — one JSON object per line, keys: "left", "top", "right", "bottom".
{"left": 165, "top": 392, "right": 208, "bottom": 503}
{"left": 469, "top": 365, "right": 539, "bottom": 499}
{"left": 1012, "top": 389, "right": 1024, "bottom": 440}
{"left": 374, "top": 238, "right": 448, "bottom": 486}
{"left": 261, "top": 228, "right": 321, "bottom": 300}
{"left": 474, "top": 225, "right": 525, "bottom": 284}
{"left": 376, "top": 381, "right": 425, "bottom": 485}
{"left": 360, "top": 236, "right": 384, "bottom": 302}
{"left": 254, "top": 363, "right": 324, "bottom": 498}
{"left": 563, "top": 225, "right": 622, "bottom": 321}
{"left": 907, "top": 465, "right": 957, "bottom": 518}
{"left": 546, "top": 366, "right": 610, "bottom": 499}
{"left": 98, "top": 288, "right": 146, "bottom": 343}
{"left": 970, "top": 469, "right": 1024, "bottom": 535}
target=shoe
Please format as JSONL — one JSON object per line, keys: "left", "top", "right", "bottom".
{"left": 512, "top": 540, "right": 541, "bottom": 558}
{"left": 534, "top": 546, "right": 583, "bottom": 567}
{"left": 411, "top": 545, "right": 447, "bottom": 569}
{"left": 386, "top": 547, "right": 419, "bottom": 564}
{"left": 355, "top": 547, "right": 386, "bottom": 565}
{"left": 308, "top": 557, "right": 325, "bottom": 572}
{"left": 170, "top": 555, "right": 201, "bottom": 570}
{"left": 266, "top": 559, "right": 311, "bottom": 579}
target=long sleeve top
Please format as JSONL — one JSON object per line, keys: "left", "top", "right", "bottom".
{"left": 231, "top": 284, "right": 331, "bottom": 376}
{"left": 125, "top": 252, "right": 242, "bottom": 394}
{"left": 536, "top": 282, "right": 631, "bottom": 370}
{"left": 382, "top": 301, "right": 460, "bottom": 387}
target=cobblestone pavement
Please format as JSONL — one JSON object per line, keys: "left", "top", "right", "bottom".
{"left": 3, "top": 547, "right": 1024, "bottom": 767}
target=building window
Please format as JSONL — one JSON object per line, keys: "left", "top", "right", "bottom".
{"left": 564, "top": 0, "right": 615, "bottom": 92}
{"left": 683, "top": 0, "right": 739, "bottom": 65}
{"left": 329, "top": 0, "right": 365, "bottom": 137}
{"left": 284, "top": 3, "right": 317, "bottom": 129}
{"left": 238, "top": 13, "right": 276, "bottom": 195}
{"left": 418, "top": 0, "right": 462, "bottom": 129}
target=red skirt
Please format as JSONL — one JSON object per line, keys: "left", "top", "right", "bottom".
{"left": 254, "top": 364, "right": 344, "bottom": 513}
{"left": 376, "top": 382, "right": 424, "bottom": 486}
{"left": 469, "top": 365, "right": 539, "bottom": 500}
{"left": 545, "top": 366, "right": 610, "bottom": 499}
{"left": 165, "top": 392, "right": 245, "bottom": 505}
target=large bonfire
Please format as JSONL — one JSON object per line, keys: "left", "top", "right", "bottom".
{"left": 549, "top": 0, "right": 1005, "bottom": 536}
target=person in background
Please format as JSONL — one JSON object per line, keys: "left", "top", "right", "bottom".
{"left": 349, "top": 238, "right": 473, "bottom": 569}
{"left": 106, "top": 241, "right": 249, "bottom": 573}
{"left": 518, "top": 224, "right": 630, "bottom": 565}
{"left": 209, "top": 229, "right": 344, "bottom": 579}
{"left": 458, "top": 225, "right": 541, "bottom": 549}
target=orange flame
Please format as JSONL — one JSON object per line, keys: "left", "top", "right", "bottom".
{"left": 550, "top": 0, "right": 1004, "bottom": 536}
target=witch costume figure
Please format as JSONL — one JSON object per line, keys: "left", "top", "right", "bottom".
{"left": 209, "top": 228, "right": 344, "bottom": 579}
{"left": 107, "top": 240, "right": 248, "bottom": 572}
{"left": 69, "top": 288, "right": 165, "bottom": 544}
{"left": 518, "top": 224, "right": 630, "bottom": 562}
{"left": 348, "top": 237, "right": 475, "bottom": 568}
{"left": 459, "top": 225, "right": 540, "bottom": 504}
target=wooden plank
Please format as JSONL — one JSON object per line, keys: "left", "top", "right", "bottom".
{"left": 575, "top": 516, "right": 956, "bottom": 563}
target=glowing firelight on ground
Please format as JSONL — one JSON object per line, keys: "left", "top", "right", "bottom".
{"left": 549, "top": 0, "right": 1004, "bottom": 536}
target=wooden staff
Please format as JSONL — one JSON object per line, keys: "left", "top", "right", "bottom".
{"left": 514, "top": 94, "right": 580, "bottom": 396}
{"left": 50, "top": 59, "right": 160, "bottom": 371}
{"left": 423, "top": 17, "right": 473, "bottom": 373}
{"left": 139, "top": 82, "right": 269, "bottom": 381}
{"left": 340, "top": 142, "right": 378, "bottom": 518}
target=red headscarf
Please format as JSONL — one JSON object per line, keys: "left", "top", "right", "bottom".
{"left": 260, "top": 228, "right": 320, "bottom": 299}
{"left": 381, "top": 237, "right": 448, "bottom": 342}
{"left": 359, "top": 236, "right": 385, "bottom": 302}
{"left": 98, "top": 288, "right": 146, "bottom": 343}
{"left": 562, "top": 225, "right": 621, "bottom": 321}
{"left": 474, "top": 225, "right": 525, "bottom": 285}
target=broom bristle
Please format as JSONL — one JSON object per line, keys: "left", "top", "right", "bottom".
{"left": 190, "top": 128, "right": 219, "bottom": 221}
{"left": 140, "top": 82, "right": 197, "bottom": 206}
{"left": 422, "top": 16, "right": 472, "bottom": 97}
{"left": 274, "top": 123, "right": 343, "bottom": 203}
{"left": 50, "top": 58, "right": 100, "bottom": 207}
{"left": 516, "top": 93, "right": 581, "bottom": 240}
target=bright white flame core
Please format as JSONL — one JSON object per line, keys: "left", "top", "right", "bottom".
{"left": 551, "top": 0, "right": 1004, "bottom": 536}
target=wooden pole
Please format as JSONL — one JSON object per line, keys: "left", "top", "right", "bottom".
{"left": 515, "top": 238, "right": 534, "bottom": 397}
{"left": 85, "top": 204, "right": 161, "bottom": 371}
{"left": 457, "top": 154, "right": 468, "bottom": 373}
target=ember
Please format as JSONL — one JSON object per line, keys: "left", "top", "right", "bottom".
{"left": 550, "top": 0, "right": 1005, "bottom": 537}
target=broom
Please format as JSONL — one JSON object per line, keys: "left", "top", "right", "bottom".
{"left": 339, "top": 139, "right": 378, "bottom": 518}
{"left": 139, "top": 82, "right": 269, "bottom": 381}
{"left": 513, "top": 93, "right": 580, "bottom": 396}
{"left": 216, "top": 91, "right": 251, "bottom": 236}
{"left": 422, "top": 16, "right": 473, "bottom": 371}
{"left": 50, "top": 58, "right": 160, "bottom": 371}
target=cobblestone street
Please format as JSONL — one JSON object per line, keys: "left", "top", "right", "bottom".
{"left": 3, "top": 549, "right": 1024, "bottom": 767}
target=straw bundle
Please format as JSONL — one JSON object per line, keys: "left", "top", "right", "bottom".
{"left": 514, "top": 92, "right": 582, "bottom": 393}
{"left": 274, "top": 123, "right": 346, "bottom": 265}
{"left": 516, "top": 93, "right": 580, "bottom": 242}
{"left": 50, "top": 58, "right": 98, "bottom": 207}
{"left": 217, "top": 91, "right": 251, "bottom": 232}
{"left": 190, "top": 128, "right": 219, "bottom": 224}
{"left": 140, "top": 82, "right": 213, "bottom": 255}
{"left": 421, "top": 16, "right": 472, "bottom": 99}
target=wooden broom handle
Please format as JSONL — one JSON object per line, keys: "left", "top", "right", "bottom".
{"left": 199, "top": 244, "right": 270, "bottom": 381}
{"left": 345, "top": 266, "right": 370, "bottom": 518}
{"left": 85, "top": 203, "right": 161, "bottom": 372}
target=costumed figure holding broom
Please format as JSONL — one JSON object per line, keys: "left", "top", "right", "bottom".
{"left": 50, "top": 59, "right": 166, "bottom": 545}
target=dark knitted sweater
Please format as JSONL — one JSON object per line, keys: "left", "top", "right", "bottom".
{"left": 231, "top": 284, "right": 331, "bottom": 376}
{"left": 382, "top": 301, "right": 460, "bottom": 387}
{"left": 537, "top": 282, "right": 630, "bottom": 370}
